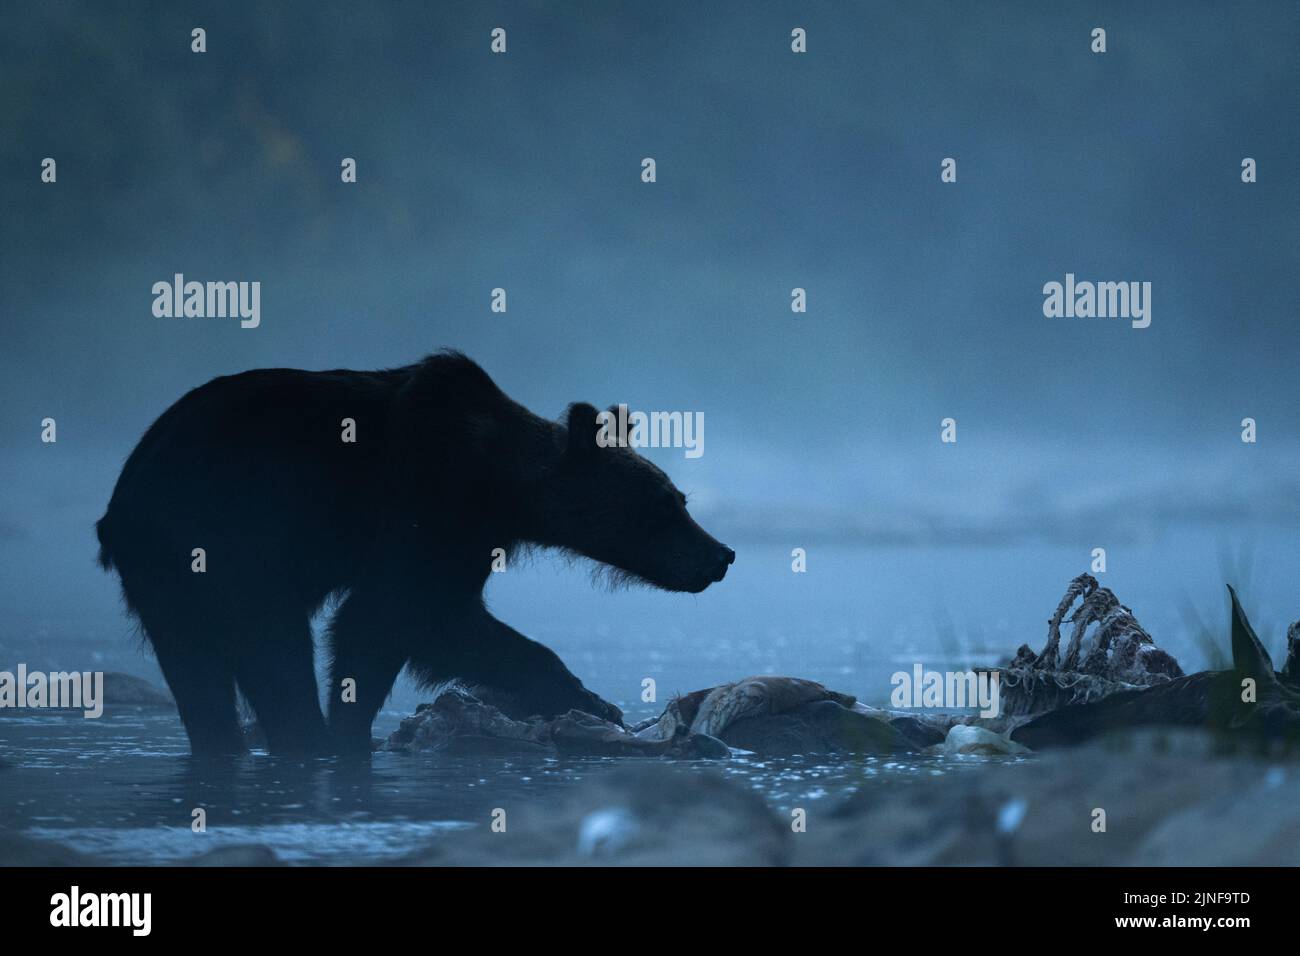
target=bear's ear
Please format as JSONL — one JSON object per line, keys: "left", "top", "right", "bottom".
{"left": 565, "top": 402, "right": 599, "bottom": 459}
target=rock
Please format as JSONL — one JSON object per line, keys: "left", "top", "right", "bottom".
{"left": 379, "top": 687, "right": 555, "bottom": 755}
{"left": 0, "top": 832, "right": 101, "bottom": 866}
{"left": 576, "top": 808, "right": 640, "bottom": 858}
{"left": 101, "top": 672, "right": 174, "bottom": 707}
{"left": 687, "top": 676, "right": 855, "bottom": 737}
{"left": 1132, "top": 768, "right": 1300, "bottom": 865}
{"left": 385, "top": 677, "right": 929, "bottom": 759}
{"left": 882, "top": 712, "right": 951, "bottom": 749}
{"left": 0, "top": 834, "right": 278, "bottom": 868}
{"left": 636, "top": 676, "right": 931, "bottom": 755}
{"left": 550, "top": 710, "right": 729, "bottom": 758}
{"left": 383, "top": 686, "right": 732, "bottom": 758}
{"left": 795, "top": 728, "right": 1300, "bottom": 865}
{"left": 384, "top": 686, "right": 549, "bottom": 754}
{"left": 935, "top": 724, "right": 1028, "bottom": 756}
{"left": 720, "top": 700, "right": 939, "bottom": 755}
{"left": 0, "top": 670, "right": 173, "bottom": 716}
{"left": 387, "top": 725, "right": 1300, "bottom": 866}
{"left": 397, "top": 763, "right": 789, "bottom": 866}
{"left": 187, "top": 844, "right": 282, "bottom": 867}
{"left": 1282, "top": 620, "right": 1300, "bottom": 684}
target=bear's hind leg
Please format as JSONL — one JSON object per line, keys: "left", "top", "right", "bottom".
{"left": 119, "top": 566, "right": 244, "bottom": 755}
{"left": 147, "top": 634, "right": 244, "bottom": 757}
{"left": 234, "top": 612, "right": 328, "bottom": 756}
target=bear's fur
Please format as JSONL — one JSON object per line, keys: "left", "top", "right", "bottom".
{"left": 96, "top": 352, "right": 734, "bottom": 755}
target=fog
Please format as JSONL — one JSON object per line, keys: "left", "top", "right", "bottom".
{"left": 2, "top": 1, "right": 1298, "bottom": 681}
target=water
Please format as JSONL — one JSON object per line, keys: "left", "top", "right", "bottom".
{"left": 0, "top": 707, "right": 996, "bottom": 865}
{"left": 1, "top": 538, "right": 1294, "bottom": 864}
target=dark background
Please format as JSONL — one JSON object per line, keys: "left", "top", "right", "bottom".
{"left": 2, "top": 1, "right": 1298, "bottom": 682}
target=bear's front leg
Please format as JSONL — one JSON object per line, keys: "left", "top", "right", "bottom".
{"left": 413, "top": 607, "right": 623, "bottom": 726}
{"left": 326, "top": 587, "right": 423, "bottom": 753}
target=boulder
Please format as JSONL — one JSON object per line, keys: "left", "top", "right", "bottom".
{"left": 384, "top": 677, "right": 931, "bottom": 758}
{"left": 101, "top": 672, "right": 174, "bottom": 707}
{"left": 396, "top": 763, "right": 790, "bottom": 866}
{"left": 795, "top": 728, "right": 1300, "bottom": 866}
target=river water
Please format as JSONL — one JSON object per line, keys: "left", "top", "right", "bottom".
{"left": 1, "top": 538, "right": 1294, "bottom": 864}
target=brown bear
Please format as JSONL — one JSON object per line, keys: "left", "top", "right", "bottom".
{"left": 96, "top": 351, "right": 734, "bottom": 755}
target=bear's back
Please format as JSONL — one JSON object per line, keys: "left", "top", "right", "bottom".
{"left": 96, "top": 365, "right": 413, "bottom": 576}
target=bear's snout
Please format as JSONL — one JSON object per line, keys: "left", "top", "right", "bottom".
{"left": 706, "top": 546, "right": 736, "bottom": 584}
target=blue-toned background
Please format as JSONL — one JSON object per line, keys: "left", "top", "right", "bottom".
{"left": 3, "top": 1, "right": 1298, "bottom": 711}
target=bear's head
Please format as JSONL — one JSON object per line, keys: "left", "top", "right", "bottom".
{"left": 534, "top": 402, "right": 735, "bottom": 594}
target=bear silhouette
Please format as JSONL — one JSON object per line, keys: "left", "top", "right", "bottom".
{"left": 96, "top": 352, "right": 734, "bottom": 755}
